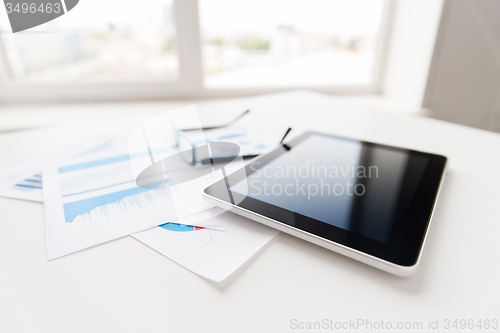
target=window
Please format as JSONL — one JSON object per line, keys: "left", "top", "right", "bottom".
{"left": 0, "top": 0, "right": 389, "bottom": 102}
{"left": 199, "top": 0, "right": 385, "bottom": 89}
{"left": 0, "top": 0, "right": 178, "bottom": 82}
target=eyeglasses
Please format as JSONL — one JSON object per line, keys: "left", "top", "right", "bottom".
{"left": 173, "top": 110, "right": 252, "bottom": 165}
{"left": 173, "top": 110, "right": 292, "bottom": 166}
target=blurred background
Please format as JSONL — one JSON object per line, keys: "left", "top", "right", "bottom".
{"left": 0, "top": 0, "right": 383, "bottom": 86}
{"left": 0, "top": 0, "right": 499, "bottom": 132}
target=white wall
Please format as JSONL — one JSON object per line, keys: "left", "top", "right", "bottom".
{"left": 381, "top": 0, "right": 444, "bottom": 109}
{"left": 423, "top": 0, "right": 500, "bottom": 132}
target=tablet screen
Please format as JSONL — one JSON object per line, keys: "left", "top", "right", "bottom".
{"left": 230, "top": 134, "right": 429, "bottom": 244}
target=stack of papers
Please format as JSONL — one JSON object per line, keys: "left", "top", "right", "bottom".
{"left": 0, "top": 107, "right": 280, "bottom": 282}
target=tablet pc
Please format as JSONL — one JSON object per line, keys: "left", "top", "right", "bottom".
{"left": 203, "top": 131, "right": 447, "bottom": 276}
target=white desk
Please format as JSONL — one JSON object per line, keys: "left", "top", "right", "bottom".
{"left": 1, "top": 91, "right": 499, "bottom": 332}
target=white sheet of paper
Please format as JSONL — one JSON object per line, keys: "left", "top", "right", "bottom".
{"left": 0, "top": 160, "right": 44, "bottom": 202}
{"left": 43, "top": 137, "right": 154, "bottom": 259}
{"left": 176, "top": 207, "right": 230, "bottom": 231}
{"left": 0, "top": 139, "right": 102, "bottom": 202}
{"left": 132, "top": 212, "right": 280, "bottom": 282}
{"left": 42, "top": 136, "right": 233, "bottom": 260}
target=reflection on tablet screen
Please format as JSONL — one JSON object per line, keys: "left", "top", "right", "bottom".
{"left": 231, "top": 134, "right": 429, "bottom": 243}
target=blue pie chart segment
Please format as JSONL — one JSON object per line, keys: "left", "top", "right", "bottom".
{"left": 159, "top": 222, "right": 203, "bottom": 232}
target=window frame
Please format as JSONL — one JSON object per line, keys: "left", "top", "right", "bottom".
{"left": 0, "top": 0, "right": 395, "bottom": 103}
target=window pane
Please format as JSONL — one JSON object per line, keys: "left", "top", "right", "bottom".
{"left": 0, "top": 0, "right": 178, "bottom": 82}
{"left": 199, "top": 0, "right": 385, "bottom": 88}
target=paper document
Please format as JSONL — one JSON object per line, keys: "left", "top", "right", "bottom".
{"left": 43, "top": 134, "right": 241, "bottom": 259}
{"left": 43, "top": 136, "right": 210, "bottom": 259}
{"left": 133, "top": 211, "right": 279, "bottom": 282}
{"left": 175, "top": 207, "right": 230, "bottom": 231}
{"left": 37, "top": 105, "right": 277, "bottom": 261}
{"left": 0, "top": 161, "right": 44, "bottom": 202}
{"left": 0, "top": 140, "right": 101, "bottom": 202}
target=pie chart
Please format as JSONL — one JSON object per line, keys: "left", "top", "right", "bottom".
{"left": 159, "top": 223, "right": 204, "bottom": 232}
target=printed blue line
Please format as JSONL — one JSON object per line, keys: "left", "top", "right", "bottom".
{"left": 62, "top": 179, "right": 136, "bottom": 197}
{"left": 15, "top": 184, "right": 42, "bottom": 189}
{"left": 33, "top": 174, "right": 42, "bottom": 177}
{"left": 58, "top": 154, "right": 131, "bottom": 173}
{"left": 25, "top": 179, "right": 42, "bottom": 183}
{"left": 58, "top": 146, "right": 177, "bottom": 173}
{"left": 63, "top": 186, "right": 151, "bottom": 222}
{"left": 217, "top": 133, "right": 244, "bottom": 140}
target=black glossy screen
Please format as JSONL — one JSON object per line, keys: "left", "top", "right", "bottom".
{"left": 231, "top": 134, "right": 429, "bottom": 243}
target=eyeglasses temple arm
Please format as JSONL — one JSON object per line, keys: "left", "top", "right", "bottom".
{"left": 279, "top": 127, "right": 292, "bottom": 144}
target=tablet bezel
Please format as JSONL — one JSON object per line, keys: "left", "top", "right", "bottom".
{"left": 204, "top": 131, "right": 447, "bottom": 267}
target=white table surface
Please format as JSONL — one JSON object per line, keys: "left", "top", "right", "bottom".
{"left": 1, "top": 91, "right": 499, "bottom": 333}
